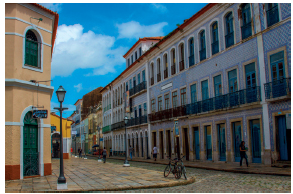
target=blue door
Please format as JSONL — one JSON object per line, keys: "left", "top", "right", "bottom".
{"left": 278, "top": 116, "right": 288, "bottom": 161}
{"left": 205, "top": 126, "right": 212, "bottom": 160}
{"left": 218, "top": 124, "right": 226, "bottom": 161}
{"left": 251, "top": 119, "right": 261, "bottom": 163}
{"left": 233, "top": 122, "right": 242, "bottom": 162}
{"left": 194, "top": 128, "right": 200, "bottom": 160}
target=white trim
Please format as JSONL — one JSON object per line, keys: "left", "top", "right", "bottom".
{"left": 5, "top": 32, "right": 52, "bottom": 47}
{"left": 5, "top": 122, "right": 23, "bottom": 126}
{"left": 41, "top": 124, "right": 51, "bottom": 128}
{"left": 5, "top": 17, "right": 52, "bottom": 34}
{"left": 19, "top": 3, "right": 54, "bottom": 20}
{"left": 5, "top": 79, "right": 54, "bottom": 95}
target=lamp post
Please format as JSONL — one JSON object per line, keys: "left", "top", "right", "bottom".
{"left": 84, "top": 131, "right": 87, "bottom": 159}
{"left": 123, "top": 116, "right": 130, "bottom": 167}
{"left": 54, "top": 86, "right": 68, "bottom": 190}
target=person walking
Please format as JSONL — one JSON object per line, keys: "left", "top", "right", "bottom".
{"left": 78, "top": 148, "right": 80, "bottom": 158}
{"left": 102, "top": 147, "right": 107, "bottom": 163}
{"left": 71, "top": 147, "right": 73, "bottom": 157}
{"left": 110, "top": 147, "right": 112, "bottom": 157}
{"left": 79, "top": 148, "right": 82, "bottom": 158}
{"left": 129, "top": 145, "right": 133, "bottom": 160}
{"left": 239, "top": 141, "right": 249, "bottom": 167}
{"left": 152, "top": 146, "right": 158, "bottom": 161}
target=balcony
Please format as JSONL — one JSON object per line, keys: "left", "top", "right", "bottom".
{"left": 241, "top": 22, "right": 252, "bottom": 40}
{"left": 149, "top": 86, "right": 261, "bottom": 122}
{"left": 129, "top": 81, "right": 147, "bottom": 97}
{"left": 199, "top": 49, "right": 206, "bottom": 61}
{"left": 111, "top": 121, "right": 125, "bottom": 131}
{"left": 157, "top": 73, "right": 161, "bottom": 82}
{"left": 189, "top": 55, "right": 194, "bottom": 67}
{"left": 179, "top": 60, "right": 184, "bottom": 71}
{"left": 212, "top": 41, "right": 219, "bottom": 55}
{"left": 171, "top": 64, "right": 176, "bottom": 75}
{"left": 164, "top": 69, "right": 168, "bottom": 79}
{"left": 267, "top": 5, "right": 279, "bottom": 27}
{"left": 126, "top": 115, "right": 148, "bottom": 127}
{"left": 102, "top": 125, "right": 111, "bottom": 134}
{"left": 225, "top": 32, "right": 234, "bottom": 48}
{"left": 151, "top": 77, "right": 154, "bottom": 86}
{"left": 264, "top": 78, "right": 291, "bottom": 101}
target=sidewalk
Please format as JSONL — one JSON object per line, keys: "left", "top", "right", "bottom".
{"left": 5, "top": 157, "right": 194, "bottom": 193}
{"left": 101, "top": 155, "right": 291, "bottom": 176}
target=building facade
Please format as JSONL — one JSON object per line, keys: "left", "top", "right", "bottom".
{"left": 71, "top": 99, "right": 83, "bottom": 153}
{"left": 5, "top": 3, "right": 59, "bottom": 180}
{"left": 102, "top": 3, "right": 291, "bottom": 165}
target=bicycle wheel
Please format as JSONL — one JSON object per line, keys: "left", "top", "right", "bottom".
{"left": 164, "top": 164, "right": 171, "bottom": 177}
{"left": 174, "top": 165, "right": 182, "bottom": 179}
{"left": 182, "top": 166, "right": 187, "bottom": 180}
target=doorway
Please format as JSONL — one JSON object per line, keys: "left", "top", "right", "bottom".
{"left": 52, "top": 133, "right": 60, "bottom": 158}
{"left": 233, "top": 121, "right": 242, "bottom": 162}
{"left": 205, "top": 126, "right": 212, "bottom": 160}
{"left": 277, "top": 115, "right": 291, "bottom": 161}
{"left": 166, "top": 130, "right": 171, "bottom": 158}
{"left": 145, "top": 132, "right": 149, "bottom": 158}
{"left": 159, "top": 131, "right": 164, "bottom": 159}
{"left": 175, "top": 136, "right": 180, "bottom": 159}
{"left": 217, "top": 124, "right": 226, "bottom": 161}
{"left": 193, "top": 127, "right": 200, "bottom": 160}
{"left": 183, "top": 128, "right": 190, "bottom": 161}
{"left": 141, "top": 134, "right": 144, "bottom": 157}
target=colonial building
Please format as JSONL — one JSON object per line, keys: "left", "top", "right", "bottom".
{"left": 5, "top": 3, "right": 59, "bottom": 180}
{"left": 71, "top": 99, "right": 83, "bottom": 153}
{"left": 102, "top": 3, "right": 291, "bottom": 165}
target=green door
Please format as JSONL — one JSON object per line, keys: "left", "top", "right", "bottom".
{"left": 23, "top": 112, "right": 39, "bottom": 176}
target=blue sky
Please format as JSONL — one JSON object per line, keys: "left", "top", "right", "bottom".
{"left": 43, "top": 3, "right": 207, "bottom": 117}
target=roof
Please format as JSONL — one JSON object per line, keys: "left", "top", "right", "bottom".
{"left": 100, "top": 3, "right": 216, "bottom": 94}
{"left": 31, "top": 3, "right": 59, "bottom": 58}
{"left": 74, "top": 99, "right": 82, "bottom": 106}
{"left": 123, "top": 37, "right": 164, "bottom": 58}
{"left": 51, "top": 112, "right": 74, "bottom": 122}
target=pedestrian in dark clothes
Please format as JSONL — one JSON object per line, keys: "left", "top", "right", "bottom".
{"left": 239, "top": 141, "right": 249, "bottom": 167}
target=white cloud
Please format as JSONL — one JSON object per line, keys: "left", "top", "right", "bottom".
{"left": 74, "top": 83, "right": 83, "bottom": 93}
{"left": 39, "top": 3, "right": 62, "bottom": 12}
{"left": 151, "top": 4, "right": 168, "bottom": 13}
{"left": 51, "top": 24, "right": 127, "bottom": 77}
{"left": 116, "top": 21, "right": 168, "bottom": 39}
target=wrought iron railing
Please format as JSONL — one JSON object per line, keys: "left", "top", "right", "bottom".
{"left": 24, "top": 150, "right": 39, "bottom": 176}
{"left": 129, "top": 81, "right": 147, "bottom": 97}
{"left": 241, "top": 22, "right": 252, "bottom": 40}
{"left": 102, "top": 125, "right": 111, "bottom": 133}
{"left": 199, "top": 48, "right": 206, "bottom": 61}
{"left": 212, "top": 41, "right": 219, "bottom": 55}
{"left": 164, "top": 69, "right": 168, "bottom": 79}
{"left": 189, "top": 55, "right": 195, "bottom": 67}
{"left": 171, "top": 64, "right": 176, "bottom": 75}
{"left": 111, "top": 121, "right": 125, "bottom": 131}
{"left": 264, "top": 78, "right": 291, "bottom": 100}
{"left": 151, "top": 77, "right": 154, "bottom": 86}
{"left": 267, "top": 5, "right": 279, "bottom": 27}
{"left": 126, "top": 115, "right": 147, "bottom": 127}
{"left": 179, "top": 60, "right": 185, "bottom": 71}
{"left": 225, "top": 32, "right": 234, "bottom": 48}
{"left": 157, "top": 73, "right": 161, "bottom": 82}
{"left": 149, "top": 86, "right": 261, "bottom": 122}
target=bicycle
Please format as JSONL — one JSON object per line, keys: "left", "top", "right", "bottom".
{"left": 164, "top": 156, "right": 182, "bottom": 179}
{"left": 177, "top": 156, "right": 187, "bottom": 180}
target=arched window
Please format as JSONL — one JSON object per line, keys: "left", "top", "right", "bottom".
{"left": 211, "top": 22, "right": 219, "bottom": 55}
{"left": 189, "top": 38, "right": 195, "bottom": 66}
{"left": 25, "top": 30, "right": 39, "bottom": 67}
{"left": 179, "top": 43, "right": 185, "bottom": 71}
{"left": 266, "top": 3, "right": 279, "bottom": 27}
{"left": 241, "top": 3, "right": 252, "bottom": 39}
{"left": 150, "top": 63, "right": 154, "bottom": 85}
{"left": 171, "top": 49, "right": 176, "bottom": 75}
{"left": 163, "top": 54, "right": 168, "bottom": 79}
{"left": 199, "top": 30, "right": 206, "bottom": 61}
{"left": 157, "top": 58, "right": 161, "bottom": 82}
{"left": 225, "top": 12, "right": 234, "bottom": 48}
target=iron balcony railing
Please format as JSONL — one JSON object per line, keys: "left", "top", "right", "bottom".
{"left": 126, "top": 115, "right": 147, "bottom": 127}
{"left": 164, "top": 69, "right": 168, "bottom": 79}
{"left": 267, "top": 5, "right": 279, "bottom": 27}
{"left": 102, "top": 125, "right": 111, "bottom": 133}
{"left": 148, "top": 86, "right": 261, "bottom": 122}
{"left": 157, "top": 73, "right": 161, "bottom": 82}
{"left": 189, "top": 55, "right": 195, "bottom": 67}
{"left": 129, "top": 81, "right": 147, "bottom": 97}
{"left": 212, "top": 41, "right": 219, "bottom": 55}
{"left": 225, "top": 32, "right": 234, "bottom": 48}
{"left": 111, "top": 121, "right": 125, "bottom": 131}
{"left": 179, "top": 60, "right": 185, "bottom": 71}
{"left": 199, "top": 48, "right": 206, "bottom": 61}
{"left": 264, "top": 78, "right": 291, "bottom": 100}
{"left": 151, "top": 77, "right": 154, "bottom": 85}
{"left": 241, "top": 22, "right": 252, "bottom": 40}
{"left": 171, "top": 64, "right": 176, "bottom": 75}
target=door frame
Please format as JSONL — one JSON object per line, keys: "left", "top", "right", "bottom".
{"left": 180, "top": 125, "right": 190, "bottom": 161}
{"left": 192, "top": 125, "right": 200, "bottom": 160}
{"left": 204, "top": 125, "right": 213, "bottom": 161}
{"left": 216, "top": 122, "right": 227, "bottom": 161}
{"left": 229, "top": 118, "right": 243, "bottom": 162}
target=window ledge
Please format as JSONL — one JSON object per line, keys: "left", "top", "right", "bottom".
{"left": 23, "top": 64, "right": 43, "bottom": 72}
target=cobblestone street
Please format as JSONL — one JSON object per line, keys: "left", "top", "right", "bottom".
{"left": 102, "top": 158, "right": 291, "bottom": 193}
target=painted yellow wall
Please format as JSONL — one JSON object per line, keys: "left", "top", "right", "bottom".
{"left": 51, "top": 114, "right": 72, "bottom": 138}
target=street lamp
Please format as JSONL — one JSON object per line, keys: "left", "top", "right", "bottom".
{"left": 123, "top": 116, "right": 130, "bottom": 167}
{"left": 54, "top": 86, "right": 68, "bottom": 190}
{"left": 97, "top": 126, "right": 102, "bottom": 162}
{"left": 84, "top": 131, "right": 87, "bottom": 159}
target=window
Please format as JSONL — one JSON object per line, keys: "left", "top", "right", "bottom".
{"left": 190, "top": 84, "right": 197, "bottom": 103}
{"left": 228, "top": 69, "right": 238, "bottom": 92}
{"left": 211, "top": 22, "right": 219, "bottom": 55}
{"left": 137, "top": 73, "right": 141, "bottom": 84}
{"left": 131, "top": 55, "right": 133, "bottom": 64}
{"left": 126, "top": 82, "right": 128, "bottom": 91}
{"left": 201, "top": 80, "right": 209, "bottom": 100}
{"left": 225, "top": 12, "right": 234, "bottom": 48}
{"left": 139, "top": 105, "right": 142, "bottom": 117}
{"left": 270, "top": 51, "right": 284, "bottom": 81}
{"left": 135, "top": 51, "right": 137, "bottom": 60}
{"left": 142, "top": 70, "right": 146, "bottom": 82}
{"left": 134, "top": 107, "right": 137, "bottom": 118}
{"left": 214, "top": 75, "right": 222, "bottom": 97}
{"left": 164, "top": 54, "right": 168, "bottom": 79}
{"left": 180, "top": 88, "right": 187, "bottom": 105}
{"left": 25, "top": 30, "right": 39, "bottom": 67}
{"left": 158, "top": 96, "right": 162, "bottom": 111}
{"left": 133, "top": 76, "right": 136, "bottom": 87}
{"left": 171, "top": 49, "right": 176, "bottom": 75}
{"left": 172, "top": 91, "right": 178, "bottom": 108}
{"left": 151, "top": 99, "right": 156, "bottom": 112}
{"left": 165, "top": 94, "right": 170, "bottom": 109}
{"left": 129, "top": 79, "right": 132, "bottom": 89}
{"left": 245, "top": 62, "right": 256, "bottom": 88}
{"left": 199, "top": 30, "right": 206, "bottom": 61}
{"left": 241, "top": 3, "right": 252, "bottom": 39}
{"left": 128, "top": 58, "right": 130, "bottom": 67}
{"left": 189, "top": 38, "right": 195, "bottom": 66}
{"left": 179, "top": 44, "right": 185, "bottom": 71}
{"left": 157, "top": 59, "right": 161, "bottom": 82}
{"left": 143, "top": 103, "right": 147, "bottom": 115}
{"left": 267, "top": 3, "right": 279, "bottom": 27}
{"left": 139, "top": 47, "right": 142, "bottom": 57}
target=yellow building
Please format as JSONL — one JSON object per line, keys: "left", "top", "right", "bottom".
{"left": 5, "top": 3, "right": 58, "bottom": 180}
{"left": 50, "top": 113, "right": 73, "bottom": 159}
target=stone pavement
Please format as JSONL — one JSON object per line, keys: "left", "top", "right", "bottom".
{"left": 103, "top": 155, "right": 290, "bottom": 176}
{"left": 5, "top": 157, "right": 193, "bottom": 193}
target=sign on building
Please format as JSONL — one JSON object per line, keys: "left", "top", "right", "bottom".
{"left": 33, "top": 110, "right": 48, "bottom": 118}
{"left": 72, "top": 131, "right": 77, "bottom": 135}
{"left": 174, "top": 119, "right": 179, "bottom": 136}
{"left": 51, "top": 126, "right": 56, "bottom": 133}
